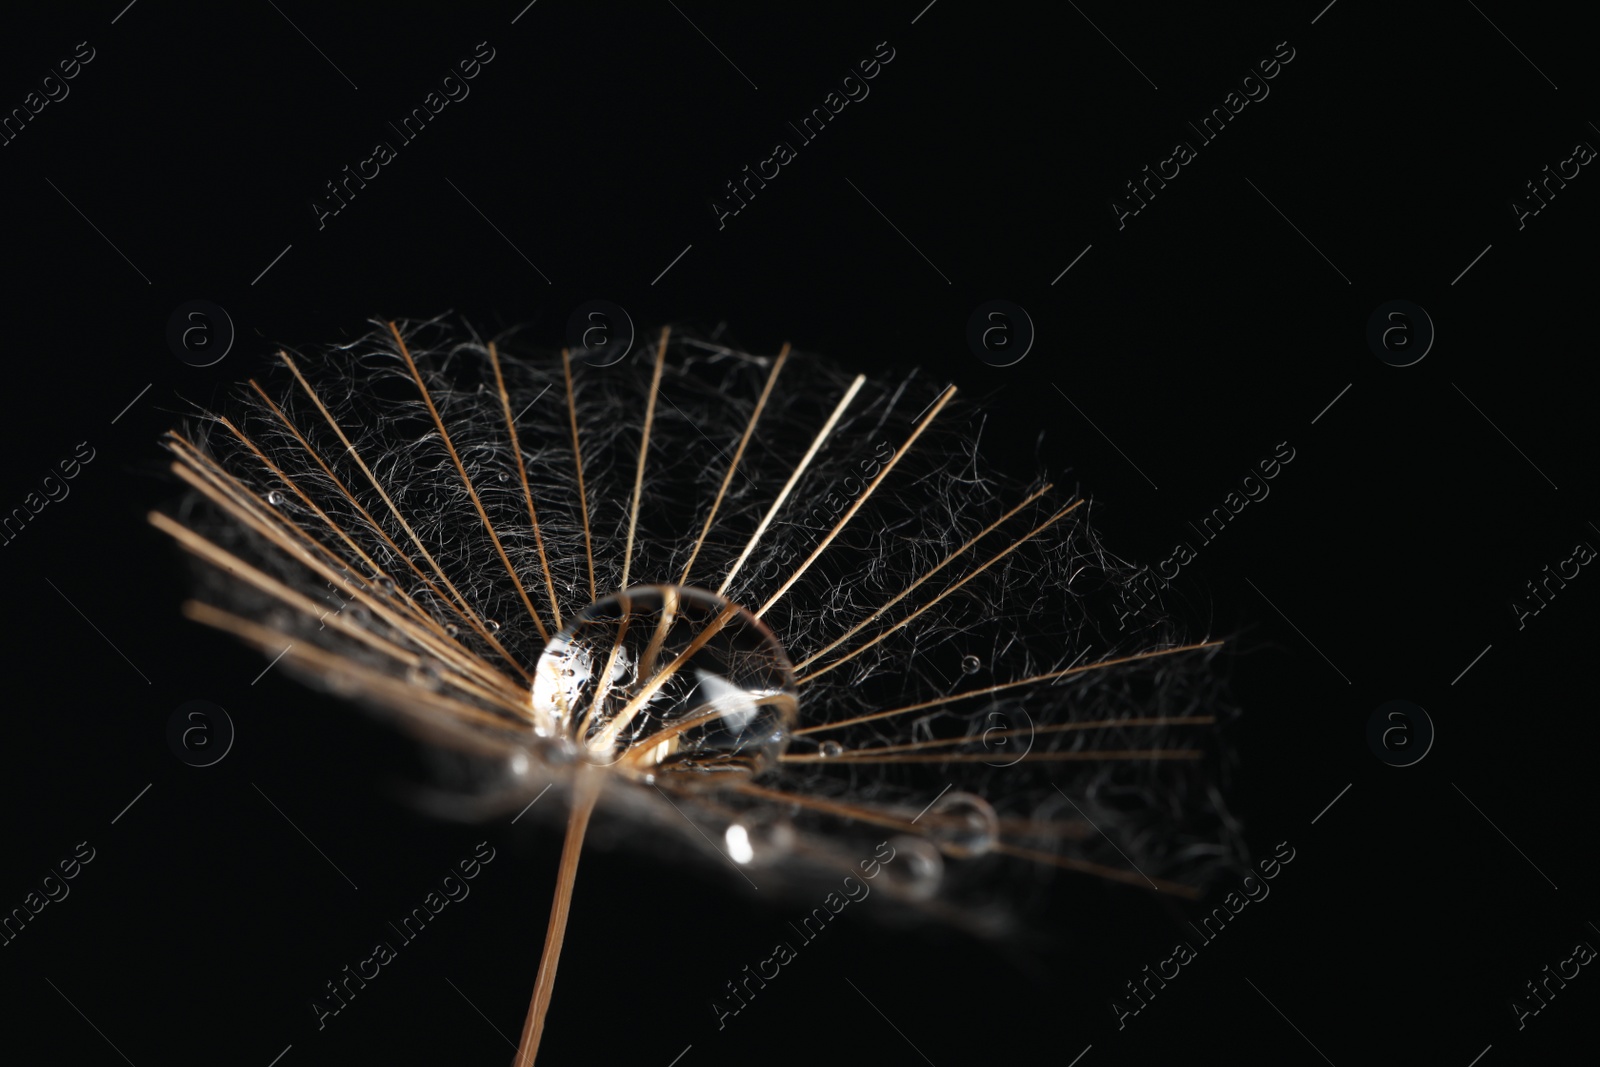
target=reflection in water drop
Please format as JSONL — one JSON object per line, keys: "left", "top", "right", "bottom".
{"left": 532, "top": 585, "right": 798, "bottom": 784}
{"left": 267, "top": 490, "right": 286, "bottom": 506}
{"left": 925, "top": 791, "right": 999, "bottom": 858}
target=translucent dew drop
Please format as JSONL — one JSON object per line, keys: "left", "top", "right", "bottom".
{"left": 725, "top": 823, "right": 755, "bottom": 864}
{"left": 267, "top": 490, "right": 286, "bottom": 506}
{"left": 925, "top": 791, "right": 999, "bottom": 858}
{"left": 406, "top": 661, "right": 442, "bottom": 687}
{"left": 881, "top": 835, "right": 943, "bottom": 901}
{"left": 532, "top": 585, "right": 799, "bottom": 785}
{"left": 961, "top": 654, "right": 981, "bottom": 675}
{"left": 725, "top": 811, "right": 795, "bottom": 865}
{"left": 818, "top": 740, "right": 845, "bottom": 758}
{"left": 486, "top": 618, "right": 502, "bottom": 633}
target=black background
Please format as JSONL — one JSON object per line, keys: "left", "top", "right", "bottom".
{"left": 1, "top": 2, "right": 1595, "bottom": 1065}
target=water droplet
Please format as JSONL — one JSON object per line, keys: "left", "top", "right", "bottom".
{"left": 486, "top": 619, "right": 502, "bottom": 633}
{"left": 377, "top": 576, "right": 397, "bottom": 594}
{"left": 531, "top": 585, "right": 799, "bottom": 783}
{"left": 725, "top": 823, "right": 755, "bottom": 864}
{"left": 498, "top": 470, "right": 511, "bottom": 483}
{"left": 925, "top": 791, "right": 999, "bottom": 858}
{"left": 444, "top": 623, "right": 461, "bottom": 639}
{"left": 961, "top": 654, "right": 981, "bottom": 675}
{"left": 267, "top": 490, "right": 285, "bottom": 506}
{"left": 881, "top": 835, "right": 943, "bottom": 901}
{"left": 407, "top": 661, "right": 442, "bottom": 686}
{"left": 725, "top": 812, "right": 795, "bottom": 865}
{"left": 818, "top": 740, "right": 845, "bottom": 758}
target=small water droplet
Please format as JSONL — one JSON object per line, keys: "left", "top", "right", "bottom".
{"left": 818, "top": 740, "right": 845, "bottom": 758}
{"left": 725, "top": 813, "right": 795, "bottom": 865}
{"left": 486, "top": 619, "right": 502, "bottom": 633}
{"left": 444, "top": 623, "right": 461, "bottom": 639}
{"left": 925, "top": 791, "right": 999, "bottom": 858}
{"left": 961, "top": 654, "right": 981, "bottom": 675}
{"left": 881, "top": 835, "right": 943, "bottom": 901}
{"left": 407, "top": 661, "right": 442, "bottom": 686}
{"left": 498, "top": 470, "right": 511, "bottom": 483}
{"left": 725, "top": 823, "right": 755, "bottom": 864}
{"left": 377, "top": 576, "right": 397, "bottom": 593}
{"left": 267, "top": 490, "right": 285, "bottom": 506}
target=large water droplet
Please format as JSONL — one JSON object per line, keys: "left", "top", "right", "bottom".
{"left": 532, "top": 585, "right": 798, "bottom": 784}
{"left": 924, "top": 791, "right": 999, "bottom": 858}
{"left": 267, "top": 490, "right": 285, "bottom": 506}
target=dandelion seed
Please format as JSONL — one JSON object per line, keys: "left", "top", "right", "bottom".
{"left": 152, "top": 317, "right": 1239, "bottom": 1063}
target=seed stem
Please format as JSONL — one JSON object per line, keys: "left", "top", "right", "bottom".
{"left": 516, "top": 766, "right": 601, "bottom": 1065}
